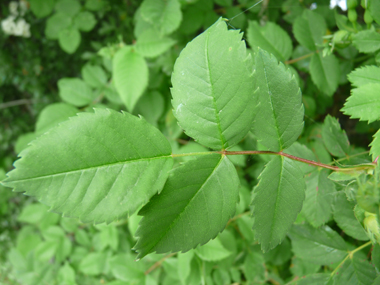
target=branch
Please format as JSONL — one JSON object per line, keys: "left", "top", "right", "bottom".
{"left": 0, "top": 99, "right": 36, "bottom": 109}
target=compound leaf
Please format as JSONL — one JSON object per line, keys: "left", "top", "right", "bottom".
{"left": 113, "top": 47, "right": 148, "bottom": 112}
{"left": 252, "top": 49, "right": 304, "bottom": 151}
{"left": 310, "top": 53, "right": 340, "bottom": 97}
{"left": 322, "top": 115, "right": 350, "bottom": 157}
{"left": 302, "top": 169, "right": 335, "bottom": 227}
{"left": 252, "top": 156, "right": 305, "bottom": 252}
{"left": 348, "top": 65, "right": 380, "bottom": 87}
{"left": 341, "top": 83, "right": 380, "bottom": 123}
{"left": 81, "top": 63, "right": 107, "bottom": 89}
{"left": 140, "top": 0, "right": 182, "bottom": 36}
{"left": 289, "top": 224, "right": 347, "bottom": 265}
{"left": 134, "top": 154, "right": 239, "bottom": 258}
{"left": 2, "top": 109, "right": 173, "bottom": 224}
{"left": 171, "top": 18, "right": 256, "bottom": 150}
{"left": 246, "top": 21, "right": 292, "bottom": 61}
{"left": 293, "top": 10, "right": 326, "bottom": 51}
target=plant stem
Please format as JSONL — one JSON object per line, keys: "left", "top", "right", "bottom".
{"left": 171, "top": 150, "right": 377, "bottom": 172}
{"left": 144, "top": 252, "right": 177, "bottom": 275}
{"left": 0, "top": 99, "right": 36, "bottom": 109}
{"left": 285, "top": 51, "right": 316, "bottom": 64}
{"left": 330, "top": 241, "right": 372, "bottom": 277}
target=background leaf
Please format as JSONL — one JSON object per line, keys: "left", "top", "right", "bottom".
{"left": 29, "top": 0, "right": 55, "bottom": 18}
{"left": 74, "top": 11, "right": 96, "bottom": 32}
{"left": 2, "top": 109, "right": 173, "bottom": 223}
{"left": 301, "top": 169, "right": 335, "bottom": 227}
{"left": 246, "top": 21, "right": 292, "bottom": 61}
{"left": 252, "top": 156, "right": 305, "bottom": 251}
{"left": 45, "top": 13, "right": 71, "bottom": 40}
{"left": 322, "top": 115, "right": 350, "bottom": 157}
{"left": 35, "top": 103, "right": 78, "bottom": 134}
{"left": 252, "top": 49, "right": 304, "bottom": 151}
{"left": 333, "top": 192, "right": 369, "bottom": 241}
{"left": 58, "top": 78, "right": 96, "bottom": 106}
{"left": 352, "top": 29, "right": 380, "bottom": 54}
{"left": 289, "top": 224, "right": 347, "bottom": 265}
{"left": 58, "top": 27, "right": 81, "bottom": 54}
{"left": 134, "top": 154, "right": 239, "bottom": 258}
{"left": 331, "top": 255, "right": 377, "bottom": 285}
{"left": 113, "top": 47, "right": 148, "bottom": 112}
{"left": 81, "top": 63, "right": 107, "bottom": 89}
{"left": 171, "top": 18, "right": 256, "bottom": 150}
{"left": 293, "top": 10, "right": 326, "bottom": 51}
{"left": 135, "top": 28, "right": 176, "bottom": 58}
{"left": 309, "top": 53, "right": 340, "bottom": 97}
{"left": 195, "top": 238, "right": 231, "bottom": 261}
{"left": 140, "top": 0, "right": 182, "bottom": 36}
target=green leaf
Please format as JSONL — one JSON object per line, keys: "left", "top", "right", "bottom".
{"left": 348, "top": 65, "right": 380, "bottom": 87}
{"left": 55, "top": 0, "right": 81, "bottom": 17}
{"left": 243, "top": 251, "right": 265, "bottom": 283}
{"left": 369, "top": 0, "right": 380, "bottom": 24}
{"left": 246, "top": 21, "right": 292, "bottom": 61}
{"left": 58, "top": 78, "right": 96, "bottom": 106}
{"left": 293, "top": 10, "right": 326, "bottom": 51}
{"left": 195, "top": 237, "right": 232, "bottom": 261}
{"left": 57, "top": 262, "right": 76, "bottom": 284}
{"left": 309, "top": 53, "right": 340, "bottom": 96}
{"left": 171, "top": 18, "right": 256, "bottom": 150}
{"left": 140, "top": 0, "right": 182, "bottom": 35}
{"left": 331, "top": 255, "right": 377, "bottom": 285}
{"left": 352, "top": 29, "right": 380, "bottom": 54}
{"left": 177, "top": 251, "right": 194, "bottom": 284}
{"left": 322, "top": 115, "right": 350, "bottom": 157}
{"left": 341, "top": 83, "right": 380, "bottom": 123}
{"left": 289, "top": 224, "right": 347, "bottom": 265}
{"left": 134, "top": 91, "right": 165, "bottom": 127}
{"left": 81, "top": 63, "right": 107, "bottom": 88}
{"left": 297, "top": 273, "right": 330, "bottom": 285}
{"left": 333, "top": 192, "right": 369, "bottom": 241}
{"left": 252, "top": 156, "right": 305, "bottom": 251}
{"left": 134, "top": 154, "right": 239, "bottom": 258}
{"left": 109, "top": 254, "right": 145, "bottom": 282}
{"left": 112, "top": 47, "right": 148, "bottom": 112}
{"left": 79, "top": 252, "right": 107, "bottom": 276}
{"left": 2, "top": 109, "right": 173, "bottom": 224}
{"left": 252, "top": 49, "right": 304, "bottom": 151}
{"left": 135, "top": 28, "right": 176, "bottom": 58}
{"left": 29, "top": 0, "right": 55, "bottom": 18}
{"left": 45, "top": 13, "right": 71, "bottom": 40}
{"left": 370, "top": 129, "right": 380, "bottom": 160}
{"left": 85, "top": 0, "right": 106, "bottom": 11}
{"left": 302, "top": 169, "right": 335, "bottom": 227}
{"left": 35, "top": 103, "right": 78, "bottom": 133}
{"left": 372, "top": 244, "right": 380, "bottom": 271}
{"left": 58, "top": 27, "right": 81, "bottom": 54}
{"left": 74, "top": 11, "right": 96, "bottom": 32}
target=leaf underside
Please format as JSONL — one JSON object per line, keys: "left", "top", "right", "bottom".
{"left": 171, "top": 18, "right": 256, "bottom": 150}
{"left": 3, "top": 109, "right": 173, "bottom": 224}
{"left": 252, "top": 156, "right": 305, "bottom": 252}
{"left": 134, "top": 154, "right": 239, "bottom": 259}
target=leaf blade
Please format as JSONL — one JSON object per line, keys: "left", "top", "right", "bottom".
{"left": 252, "top": 49, "right": 304, "bottom": 151}
{"left": 134, "top": 154, "right": 239, "bottom": 258}
{"left": 252, "top": 156, "right": 305, "bottom": 251}
{"left": 3, "top": 109, "right": 173, "bottom": 224}
{"left": 113, "top": 47, "right": 148, "bottom": 112}
{"left": 171, "top": 18, "right": 256, "bottom": 150}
